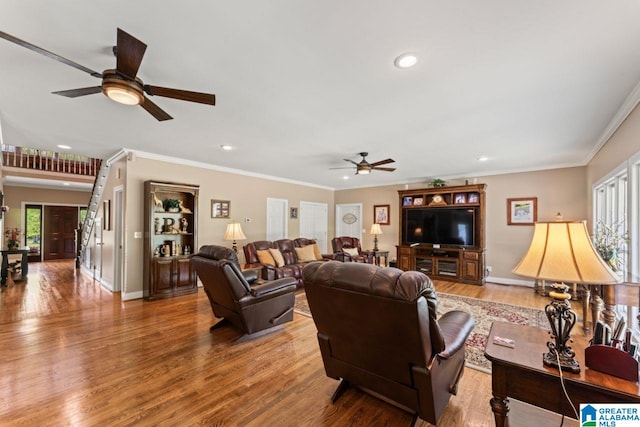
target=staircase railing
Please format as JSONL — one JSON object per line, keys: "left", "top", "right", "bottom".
{"left": 77, "top": 161, "right": 110, "bottom": 268}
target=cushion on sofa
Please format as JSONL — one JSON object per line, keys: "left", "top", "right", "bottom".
{"left": 269, "top": 248, "right": 286, "bottom": 267}
{"left": 295, "top": 245, "right": 317, "bottom": 263}
{"left": 343, "top": 247, "right": 360, "bottom": 257}
{"left": 311, "top": 243, "right": 323, "bottom": 260}
{"left": 256, "top": 249, "right": 276, "bottom": 266}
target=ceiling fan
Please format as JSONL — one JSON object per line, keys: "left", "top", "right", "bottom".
{"left": 332, "top": 152, "right": 396, "bottom": 175}
{"left": 0, "top": 28, "right": 215, "bottom": 121}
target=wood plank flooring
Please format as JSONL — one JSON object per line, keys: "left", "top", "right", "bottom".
{"left": 0, "top": 261, "right": 582, "bottom": 426}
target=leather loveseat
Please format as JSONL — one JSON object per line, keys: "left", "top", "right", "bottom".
{"left": 243, "top": 238, "right": 333, "bottom": 288}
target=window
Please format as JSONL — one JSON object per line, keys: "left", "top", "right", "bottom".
{"left": 25, "top": 204, "right": 42, "bottom": 256}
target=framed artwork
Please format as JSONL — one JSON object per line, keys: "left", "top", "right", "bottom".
{"left": 290, "top": 207, "right": 298, "bottom": 219}
{"left": 403, "top": 196, "right": 413, "bottom": 206}
{"left": 468, "top": 192, "right": 479, "bottom": 203}
{"left": 103, "top": 200, "right": 111, "bottom": 231}
{"left": 454, "top": 193, "right": 466, "bottom": 204}
{"left": 507, "top": 197, "right": 537, "bottom": 225}
{"left": 413, "top": 197, "right": 424, "bottom": 206}
{"left": 211, "top": 200, "right": 230, "bottom": 218}
{"left": 373, "top": 204, "right": 390, "bottom": 225}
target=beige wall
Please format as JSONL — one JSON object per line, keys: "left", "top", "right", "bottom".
{"left": 587, "top": 103, "right": 640, "bottom": 218}
{"left": 122, "top": 156, "right": 334, "bottom": 298}
{"left": 336, "top": 167, "right": 587, "bottom": 283}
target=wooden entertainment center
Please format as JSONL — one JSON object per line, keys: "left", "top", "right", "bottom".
{"left": 397, "top": 183, "right": 486, "bottom": 285}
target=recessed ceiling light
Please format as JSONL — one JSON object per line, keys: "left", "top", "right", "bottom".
{"left": 63, "top": 182, "right": 70, "bottom": 186}
{"left": 477, "top": 156, "right": 489, "bottom": 162}
{"left": 57, "top": 144, "right": 72, "bottom": 150}
{"left": 394, "top": 53, "right": 418, "bottom": 69}
{"left": 220, "top": 145, "right": 232, "bottom": 151}
{"left": 342, "top": 176, "right": 349, "bottom": 180}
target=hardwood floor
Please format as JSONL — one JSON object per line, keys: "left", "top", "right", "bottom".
{"left": 0, "top": 261, "right": 582, "bottom": 426}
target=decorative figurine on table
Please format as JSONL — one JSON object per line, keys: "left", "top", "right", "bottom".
{"left": 178, "top": 200, "right": 191, "bottom": 213}
{"left": 180, "top": 217, "right": 188, "bottom": 233}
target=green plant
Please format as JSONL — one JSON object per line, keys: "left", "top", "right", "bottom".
{"left": 429, "top": 178, "right": 446, "bottom": 188}
{"left": 163, "top": 198, "right": 181, "bottom": 211}
{"left": 592, "top": 220, "right": 628, "bottom": 272}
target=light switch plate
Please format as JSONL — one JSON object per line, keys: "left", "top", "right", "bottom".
{"left": 134, "top": 231, "right": 142, "bottom": 239}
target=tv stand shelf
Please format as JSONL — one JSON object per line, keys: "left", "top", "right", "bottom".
{"left": 397, "top": 184, "right": 486, "bottom": 285}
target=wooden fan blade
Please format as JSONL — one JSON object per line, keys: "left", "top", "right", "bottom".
{"left": 52, "top": 86, "right": 103, "bottom": 97}
{"left": 0, "top": 30, "right": 103, "bottom": 78}
{"left": 116, "top": 28, "right": 147, "bottom": 80}
{"left": 370, "top": 158, "right": 395, "bottom": 167}
{"left": 140, "top": 97, "right": 173, "bottom": 121}
{"left": 372, "top": 167, "right": 396, "bottom": 172}
{"left": 144, "top": 85, "right": 216, "bottom": 105}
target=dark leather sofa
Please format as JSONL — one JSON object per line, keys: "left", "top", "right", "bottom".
{"left": 191, "top": 245, "right": 297, "bottom": 336}
{"left": 302, "top": 261, "right": 475, "bottom": 426}
{"left": 243, "top": 238, "right": 333, "bottom": 288}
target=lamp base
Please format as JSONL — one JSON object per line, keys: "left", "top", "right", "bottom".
{"left": 543, "top": 350, "right": 580, "bottom": 373}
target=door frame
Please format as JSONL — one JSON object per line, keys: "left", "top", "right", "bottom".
{"left": 266, "top": 197, "right": 288, "bottom": 241}
{"left": 299, "top": 201, "right": 328, "bottom": 252}
{"left": 113, "top": 186, "right": 124, "bottom": 292}
{"left": 335, "top": 203, "right": 363, "bottom": 242}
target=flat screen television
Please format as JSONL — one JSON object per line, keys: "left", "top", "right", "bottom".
{"left": 403, "top": 207, "right": 476, "bottom": 247}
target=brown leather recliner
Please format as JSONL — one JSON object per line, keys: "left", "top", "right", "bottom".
{"left": 302, "top": 261, "right": 475, "bottom": 426}
{"left": 331, "top": 236, "right": 374, "bottom": 263}
{"left": 191, "top": 245, "right": 297, "bottom": 336}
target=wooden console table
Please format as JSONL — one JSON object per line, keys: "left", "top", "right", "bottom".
{"left": 1, "top": 248, "right": 29, "bottom": 286}
{"left": 484, "top": 322, "right": 640, "bottom": 427}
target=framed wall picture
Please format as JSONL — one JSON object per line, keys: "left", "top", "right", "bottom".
{"left": 373, "top": 204, "right": 390, "bottom": 225}
{"left": 507, "top": 197, "right": 537, "bottom": 225}
{"left": 290, "top": 207, "right": 298, "bottom": 219}
{"left": 103, "top": 200, "right": 111, "bottom": 231}
{"left": 211, "top": 200, "right": 230, "bottom": 218}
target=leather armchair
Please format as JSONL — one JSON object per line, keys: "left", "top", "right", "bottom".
{"left": 331, "top": 236, "right": 374, "bottom": 263}
{"left": 302, "top": 261, "right": 475, "bottom": 426}
{"left": 191, "top": 245, "right": 297, "bottom": 336}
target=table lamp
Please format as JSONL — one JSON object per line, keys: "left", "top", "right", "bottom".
{"left": 224, "top": 221, "right": 247, "bottom": 254}
{"left": 512, "top": 220, "right": 621, "bottom": 373}
{"left": 370, "top": 223, "right": 382, "bottom": 251}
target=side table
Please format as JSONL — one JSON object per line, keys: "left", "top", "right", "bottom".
{"left": 371, "top": 250, "right": 389, "bottom": 267}
{"left": 1, "top": 248, "right": 29, "bottom": 286}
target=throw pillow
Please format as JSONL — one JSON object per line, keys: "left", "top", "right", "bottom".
{"left": 343, "top": 247, "right": 360, "bottom": 257}
{"left": 256, "top": 249, "right": 275, "bottom": 266}
{"left": 268, "top": 248, "right": 286, "bottom": 267}
{"left": 295, "top": 245, "right": 316, "bottom": 263}
{"left": 311, "top": 243, "right": 323, "bottom": 260}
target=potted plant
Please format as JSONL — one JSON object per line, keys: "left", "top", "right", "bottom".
{"left": 163, "top": 198, "right": 181, "bottom": 213}
{"left": 4, "top": 227, "right": 21, "bottom": 250}
{"left": 429, "top": 178, "right": 446, "bottom": 188}
{"left": 592, "top": 220, "right": 628, "bottom": 272}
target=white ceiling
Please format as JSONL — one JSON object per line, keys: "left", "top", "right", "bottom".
{"left": 1, "top": 1, "right": 640, "bottom": 190}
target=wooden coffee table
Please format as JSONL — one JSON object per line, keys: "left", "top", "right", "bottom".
{"left": 484, "top": 321, "right": 640, "bottom": 427}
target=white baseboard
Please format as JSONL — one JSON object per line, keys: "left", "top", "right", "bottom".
{"left": 123, "top": 291, "right": 144, "bottom": 301}
{"left": 486, "top": 276, "right": 535, "bottom": 287}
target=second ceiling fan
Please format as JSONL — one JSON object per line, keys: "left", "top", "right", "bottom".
{"left": 333, "top": 152, "right": 396, "bottom": 175}
{"left": 0, "top": 28, "right": 216, "bottom": 121}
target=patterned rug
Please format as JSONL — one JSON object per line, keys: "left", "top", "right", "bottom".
{"left": 293, "top": 291, "right": 547, "bottom": 373}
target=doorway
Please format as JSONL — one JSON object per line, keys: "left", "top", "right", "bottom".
{"left": 299, "top": 201, "right": 328, "bottom": 252}
{"left": 266, "top": 198, "right": 288, "bottom": 241}
{"left": 113, "top": 186, "right": 124, "bottom": 292}
{"left": 43, "top": 206, "right": 78, "bottom": 261}
{"left": 335, "top": 203, "right": 363, "bottom": 242}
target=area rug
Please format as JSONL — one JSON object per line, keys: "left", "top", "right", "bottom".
{"left": 293, "top": 291, "right": 547, "bottom": 373}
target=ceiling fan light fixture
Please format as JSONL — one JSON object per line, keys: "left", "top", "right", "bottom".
{"left": 102, "top": 70, "right": 144, "bottom": 106}
{"left": 356, "top": 167, "right": 371, "bottom": 175}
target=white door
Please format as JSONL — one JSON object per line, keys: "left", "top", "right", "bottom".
{"left": 113, "top": 187, "right": 124, "bottom": 292}
{"left": 335, "top": 203, "right": 363, "bottom": 242}
{"left": 300, "top": 201, "right": 328, "bottom": 252}
{"left": 266, "top": 198, "right": 288, "bottom": 241}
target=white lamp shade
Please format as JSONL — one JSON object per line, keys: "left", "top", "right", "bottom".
{"left": 513, "top": 221, "right": 621, "bottom": 284}
{"left": 223, "top": 222, "right": 247, "bottom": 241}
{"left": 370, "top": 223, "right": 382, "bottom": 235}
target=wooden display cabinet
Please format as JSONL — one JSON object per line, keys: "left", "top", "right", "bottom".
{"left": 396, "top": 184, "right": 486, "bottom": 285}
{"left": 143, "top": 181, "right": 199, "bottom": 300}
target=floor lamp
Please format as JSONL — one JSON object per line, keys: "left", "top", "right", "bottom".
{"left": 224, "top": 222, "right": 247, "bottom": 254}
{"left": 512, "top": 220, "right": 621, "bottom": 373}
